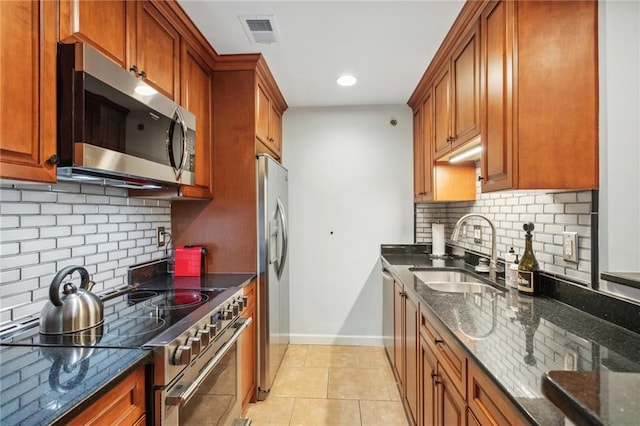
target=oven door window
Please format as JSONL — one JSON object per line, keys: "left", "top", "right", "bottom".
{"left": 179, "top": 344, "right": 238, "bottom": 424}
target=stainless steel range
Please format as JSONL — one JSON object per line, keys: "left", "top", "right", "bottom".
{"left": 0, "top": 264, "right": 253, "bottom": 425}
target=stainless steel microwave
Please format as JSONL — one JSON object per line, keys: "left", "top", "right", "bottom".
{"left": 57, "top": 43, "right": 196, "bottom": 189}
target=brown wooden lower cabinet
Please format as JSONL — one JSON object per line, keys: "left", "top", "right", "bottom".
{"left": 420, "top": 336, "right": 437, "bottom": 426}
{"left": 240, "top": 279, "right": 257, "bottom": 413}
{"left": 410, "top": 302, "right": 532, "bottom": 426}
{"left": 467, "top": 407, "right": 481, "bottom": 426}
{"left": 420, "top": 334, "right": 466, "bottom": 426}
{"left": 68, "top": 365, "right": 146, "bottom": 426}
{"left": 467, "top": 360, "right": 530, "bottom": 426}
{"left": 392, "top": 280, "right": 419, "bottom": 425}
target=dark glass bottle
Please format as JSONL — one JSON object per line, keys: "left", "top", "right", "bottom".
{"left": 517, "top": 222, "right": 540, "bottom": 295}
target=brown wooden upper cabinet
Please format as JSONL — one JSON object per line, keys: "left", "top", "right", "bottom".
{"left": 59, "top": 0, "right": 180, "bottom": 101}
{"left": 256, "top": 80, "right": 284, "bottom": 160}
{"left": 0, "top": 0, "right": 58, "bottom": 183}
{"left": 410, "top": 0, "right": 598, "bottom": 195}
{"left": 479, "top": 0, "right": 598, "bottom": 191}
{"left": 414, "top": 91, "right": 475, "bottom": 203}
{"left": 434, "top": 21, "right": 481, "bottom": 160}
{"left": 177, "top": 38, "right": 214, "bottom": 199}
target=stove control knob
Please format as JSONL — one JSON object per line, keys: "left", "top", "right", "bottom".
{"left": 231, "top": 302, "right": 240, "bottom": 315}
{"left": 206, "top": 322, "right": 218, "bottom": 337}
{"left": 240, "top": 296, "right": 249, "bottom": 309}
{"left": 187, "top": 336, "right": 202, "bottom": 357}
{"left": 223, "top": 309, "right": 234, "bottom": 320}
{"left": 173, "top": 344, "right": 192, "bottom": 365}
{"left": 196, "top": 329, "right": 210, "bottom": 347}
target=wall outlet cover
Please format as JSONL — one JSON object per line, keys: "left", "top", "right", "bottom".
{"left": 474, "top": 225, "right": 482, "bottom": 244}
{"left": 563, "top": 231, "right": 578, "bottom": 263}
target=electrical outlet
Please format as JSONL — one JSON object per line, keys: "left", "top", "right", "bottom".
{"left": 562, "top": 231, "right": 578, "bottom": 263}
{"left": 157, "top": 226, "right": 166, "bottom": 247}
{"left": 474, "top": 225, "right": 482, "bottom": 244}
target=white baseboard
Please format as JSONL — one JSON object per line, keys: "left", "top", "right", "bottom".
{"left": 290, "top": 334, "right": 384, "bottom": 347}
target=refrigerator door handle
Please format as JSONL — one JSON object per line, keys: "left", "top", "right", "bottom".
{"left": 275, "top": 197, "right": 288, "bottom": 280}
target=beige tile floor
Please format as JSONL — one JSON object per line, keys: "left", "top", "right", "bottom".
{"left": 245, "top": 345, "right": 409, "bottom": 426}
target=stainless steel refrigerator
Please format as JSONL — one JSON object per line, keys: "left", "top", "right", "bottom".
{"left": 256, "top": 154, "right": 290, "bottom": 400}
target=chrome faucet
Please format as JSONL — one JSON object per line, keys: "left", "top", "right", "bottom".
{"left": 451, "top": 213, "right": 498, "bottom": 281}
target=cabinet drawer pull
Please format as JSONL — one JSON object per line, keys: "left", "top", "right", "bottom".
{"left": 434, "top": 338, "right": 444, "bottom": 345}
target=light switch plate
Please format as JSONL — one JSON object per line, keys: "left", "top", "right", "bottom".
{"left": 562, "top": 231, "right": 578, "bottom": 263}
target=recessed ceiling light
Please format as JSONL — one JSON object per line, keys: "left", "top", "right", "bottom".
{"left": 337, "top": 75, "right": 357, "bottom": 87}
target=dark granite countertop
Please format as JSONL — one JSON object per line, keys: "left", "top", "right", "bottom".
{"left": 0, "top": 345, "right": 150, "bottom": 426}
{"left": 381, "top": 246, "right": 640, "bottom": 426}
{"left": 0, "top": 272, "right": 254, "bottom": 426}
{"left": 541, "top": 370, "right": 640, "bottom": 426}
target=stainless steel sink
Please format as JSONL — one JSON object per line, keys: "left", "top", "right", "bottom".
{"left": 411, "top": 269, "right": 480, "bottom": 284}
{"left": 410, "top": 269, "right": 504, "bottom": 294}
{"left": 424, "top": 282, "right": 502, "bottom": 294}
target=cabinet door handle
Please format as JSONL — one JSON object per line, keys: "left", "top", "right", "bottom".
{"left": 48, "top": 154, "right": 60, "bottom": 165}
{"left": 139, "top": 70, "right": 147, "bottom": 79}
{"left": 434, "top": 378, "right": 441, "bottom": 385}
{"left": 129, "top": 65, "right": 139, "bottom": 74}
{"left": 477, "top": 175, "right": 485, "bottom": 181}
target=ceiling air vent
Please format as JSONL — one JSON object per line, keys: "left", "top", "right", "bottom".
{"left": 240, "top": 15, "right": 279, "bottom": 45}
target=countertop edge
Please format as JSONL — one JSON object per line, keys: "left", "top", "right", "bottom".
{"left": 541, "top": 371, "right": 604, "bottom": 426}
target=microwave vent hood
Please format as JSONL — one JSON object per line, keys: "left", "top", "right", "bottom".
{"left": 57, "top": 43, "right": 196, "bottom": 189}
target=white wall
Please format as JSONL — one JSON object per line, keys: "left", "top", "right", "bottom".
{"left": 599, "top": 1, "right": 640, "bottom": 292}
{"left": 282, "top": 105, "right": 413, "bottom": 345}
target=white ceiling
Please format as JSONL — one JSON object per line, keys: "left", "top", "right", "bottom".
{"left": 178, "top": 1, "right": 465, "bottom": 108}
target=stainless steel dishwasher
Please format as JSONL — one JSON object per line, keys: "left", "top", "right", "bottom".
{"left": 382, "top": 267, "right": 395, "bottom": 363}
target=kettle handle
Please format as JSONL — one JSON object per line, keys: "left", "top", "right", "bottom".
{"left": 49, "top": 266, "right": 90, "bottom": 307}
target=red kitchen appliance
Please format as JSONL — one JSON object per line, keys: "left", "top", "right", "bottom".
{"left": 174, "top": 246, "right": 207, "bottom": 277}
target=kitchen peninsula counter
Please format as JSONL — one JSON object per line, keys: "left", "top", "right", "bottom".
{"left": 382, "top": 245, "right": 640, "bottom": 425}
{"left": 0, "top": 272, "right": 255, "bottom": 426}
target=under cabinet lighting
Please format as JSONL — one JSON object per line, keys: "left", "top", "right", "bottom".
{"left": 134, "top": 83, "right": 157, "bottom": 96}
{"left": 449, "top": 145, "right": 482, "bottom": 163}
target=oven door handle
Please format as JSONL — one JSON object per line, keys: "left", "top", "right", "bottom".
{"left": 166, "top": 316, "right": 252, "bottom": 407}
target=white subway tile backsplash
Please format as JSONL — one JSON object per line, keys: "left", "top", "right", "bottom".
{"left": 58, "top": 236, "right": 85, "bottom": 248}
{"left": 72, "top": 204, "right": 99, "bottom": 214}
{"left": 0, "top": 182, "right": 171, "bottom": 324}
{"left": 0, "top": 242, "right": 20, "bottom": 257}
{"left": 72, "top": 245, "right": 97, "bottom": 257}
{"left": 41, "top": 204, "right": 72, "bottom": 214}
{"left": 40, "top": 249, "right": 72, "bottom": 263}
{"left": 84, "top": 253, "right": 111, "bottom": 266}
{"left": 58, "top": 193, "right": 86, "bottom": 204}
{"left": 0, "top": 253, "right": 39, "bottom": 269}
{"left": 416, "top": 166, "right": 593, "bottom": 285}
{"left": 21, "top": 263, "right": 56, "bottom": 280}
{"left": 0, "top": 216, "right": 19, "bottom": 229}
{"left": 0, "top": 203, "right": 40, "bottom": 215}
{"left": 1, "top": 228, "right": 39, "bottom": 242}
{"left": 21, "top": 239, "right": 56, "bottom": 253}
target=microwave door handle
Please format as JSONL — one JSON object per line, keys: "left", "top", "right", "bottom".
{"left": 166, "top": 108, "right": 189, "bottom": 181}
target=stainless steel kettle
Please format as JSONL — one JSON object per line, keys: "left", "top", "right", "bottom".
{"left": 40, "top": 266, "right": 104, "bottom": 334}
